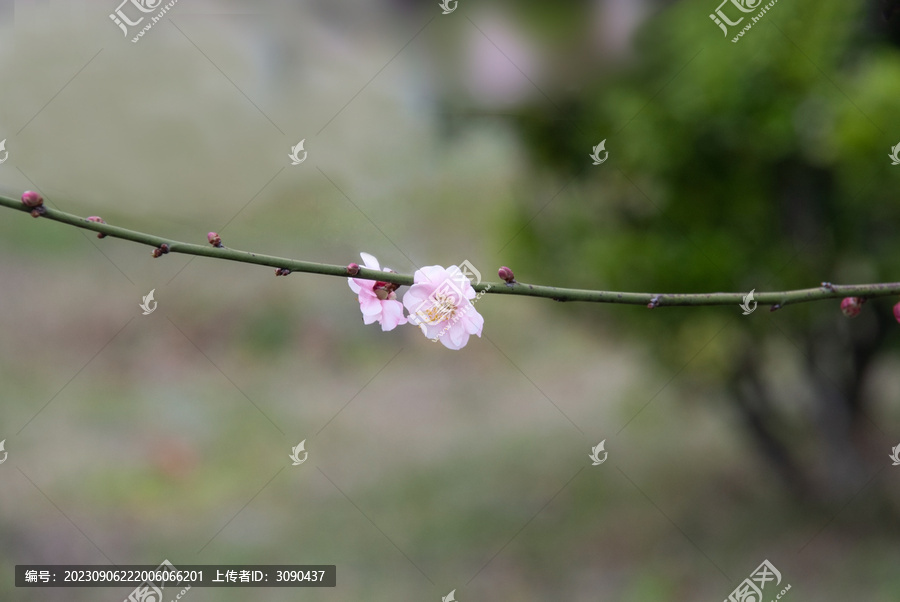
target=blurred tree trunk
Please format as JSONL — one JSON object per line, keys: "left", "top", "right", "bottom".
{"left": 728, "top": 308, "right": 890, "bottom": 504}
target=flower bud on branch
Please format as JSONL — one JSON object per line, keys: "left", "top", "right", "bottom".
{"left": 498, "top": 266, "right": 516, "bottom": 284}
{"left": 840, "top": 297, "right": 865, "bottom": 318}
{"left": 151, "top": 244, "right": 170, "bottom": 258}
{"left": 86, "top": 216, "right": 107, "bottom": 238}
{"left": 21, "top": 191, "right": 43, "bottom": 208}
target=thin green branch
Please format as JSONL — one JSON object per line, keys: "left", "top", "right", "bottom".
{"left": 3, "top": 193, "right": 899, "bottom": 309}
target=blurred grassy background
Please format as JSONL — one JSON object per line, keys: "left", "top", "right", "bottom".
{"left": 1, "top": 0, "right": 899, "bottom": 600}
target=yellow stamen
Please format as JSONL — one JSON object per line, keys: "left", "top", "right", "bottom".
{"left": 419, "top": 292, "right": 458, "bottom": 324}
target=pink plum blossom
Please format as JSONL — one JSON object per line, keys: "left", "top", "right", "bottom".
{"left": 403, "top": 264, "right": 484, "bottom": 350}
{"left": 348, "top": 252, "right": 407, "bottom": 331}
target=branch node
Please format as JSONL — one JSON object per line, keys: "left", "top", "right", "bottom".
{"left": 86, "top": 216, "right": 107, "bottom": 238}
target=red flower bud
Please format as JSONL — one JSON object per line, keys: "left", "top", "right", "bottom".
{"left": 86, "top": 216, "right": 107, "bottom": 238}
{"left": 347, "top": 263, "right": 360, "bottom": 276}
{"left": 151, "top": 248, "right": 163, "bottom": 258}
{"left": 498, "top": 266, "right": 516, "bottom": 283}
{"left": 275, "top": 268, "right": 291, "bottom": 276}
{"left": 21, "top": 190, "right": 43, "bottom": 208}
{"left": 30, "top": 207, "right": 46, "bottom": 218}
{"left": 840, "top": 297, "right": 864, "bottom": 318}
{"left": 207, "top": 232, "right": 222, "bottom": 247}
{"left": 893, "top": 301, "right": 900, "bottom": 325}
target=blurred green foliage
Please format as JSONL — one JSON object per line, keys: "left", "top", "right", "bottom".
{"left": 492, "top": 0, "right": 900, "bottom": 506}
{"left": 504, "top": 0, "right": 900, "bottom": 369}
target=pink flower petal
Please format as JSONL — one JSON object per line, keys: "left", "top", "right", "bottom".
{"left": 402, "top": 287, "right": 432, "bottom": 315}
{"left": 379, "top": 300, "right": 407, "bottom": 331}
{"left": 359, "top": 252, "right": 381, "bottom": 271}
{"left": 414, "top": 265, "right": 450, "bottom": 285}
{"left": 440, "top": 328, "right": 466, "bottom": 350}
{"left": 463, "top": 308, "right": 484, "bottom": 335}
{"left": 359, "top": 305, "right": 383, "bottom": 318}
